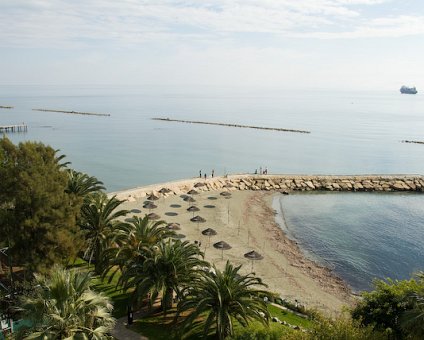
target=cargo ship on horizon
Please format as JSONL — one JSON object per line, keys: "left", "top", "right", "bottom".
{"left": 400, "top": 85, "right": 417, "bottom": 94}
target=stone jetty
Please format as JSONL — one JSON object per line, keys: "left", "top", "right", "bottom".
{"left": 111, "top": 174, "right": 424, "bottom": 200}
{"left": 0, "top": 106, "right": 14, "bottom": 109}
{"left": 402, "top": 140, "right": 424, "bottom": 145}
{"left": 152, "top": 117, "right": 310, "bottom": 134}
{"left": 32, "top": 108, "right": 110, "bottom": 117}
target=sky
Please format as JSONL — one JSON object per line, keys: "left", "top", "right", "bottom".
{"left": 1, "top": 0, "right": 423, "bottom": 90}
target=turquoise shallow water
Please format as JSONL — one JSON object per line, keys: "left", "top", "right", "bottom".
{"left": 1, "top": 85, "right": 424, "bottom": 289}
{"left": 274, "top": 192, "right": 424, "bottom": 291}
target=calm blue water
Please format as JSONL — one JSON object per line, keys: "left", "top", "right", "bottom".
{"left": 1, "top": 85, "right": 424, "bottom": 191}
{"left": 274, "top": 193, "right": 424, "bottom": 291}
{"left": 1, "top": 85, "right": 424, "bottom": 289}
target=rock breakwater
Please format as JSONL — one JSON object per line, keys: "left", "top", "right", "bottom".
{"left": 32, "top": 108, "right": 110, "bottom": 117}
{"left": 112, "top": 174, "right": 424, "bottom": 200}
{"left": 152, "top": 117, "right": 311, "bottom": 134}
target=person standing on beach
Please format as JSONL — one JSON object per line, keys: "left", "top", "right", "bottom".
{"left": 199, "top": 170, "right": 202, "bottom": 178}
{"left": 212, "top": 169, "right": 214, "bottom": 178}
{"left": 204, "top": 173, "right": 207, "bottom": 180}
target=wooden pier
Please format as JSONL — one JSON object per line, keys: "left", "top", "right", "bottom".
{"left": 0, "top": 124, "right": 28, "bottom": 133}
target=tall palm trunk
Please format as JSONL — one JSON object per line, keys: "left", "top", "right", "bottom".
{"left": 162, "top": 287, "right": 174, "bottom": 311}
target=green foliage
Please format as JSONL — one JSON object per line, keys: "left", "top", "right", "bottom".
{"left": 120, "top": 239, "right": 206, "bottom": 315}
{"left": 228, "top": 327, "right": 285, "bottom": 340}
{"left": 304, "top": 314, "right": 386, "bottom": 340}
{"left": 66, "top": 169, "right": 105, "bottom": 197}
{"left": 351, "top": 276, "right": 423, "bottom": 338}
{"left": 101, "top": 216, "right": 175, "bottom": 282}
{"left": 399, "top": 272, "right": 424, "bottom": 339}
{"left": 79, "top": 192, "right": 128, "bottom": 274}
{"left": 177, "top": 261, "right": 271, "bottom": 340}
{"left": 17, "top": 266, "right": 115, "bottom": 339}
{"left": 0, "top": 137, "right": 82, "bottom": 273}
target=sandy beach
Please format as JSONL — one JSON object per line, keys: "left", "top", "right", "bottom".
{"left": 112, "top": 176, "right": 354, "bottom": 314}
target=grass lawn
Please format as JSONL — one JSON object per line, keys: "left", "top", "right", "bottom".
{"left": 130, "top": 303, "right": 313, "bottom": 339}
{"left": 68, "top": 258, "right": 313, "bottom": 337}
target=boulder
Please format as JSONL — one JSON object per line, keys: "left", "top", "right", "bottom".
{"left": 305, "top": 181, "right": 315, "bottom": 189}
{"left": 392, "top": 181, "right": 406, "bottom": 191}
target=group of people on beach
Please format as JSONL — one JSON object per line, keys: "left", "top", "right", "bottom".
{"left": 199, "top": 167, "right": 268, "bottom": 178}
{"left": 199, "top": 169, "right": 214, "bottom": 179}
{"left": 255, "top": 167, "right": 268, "bottom": 175}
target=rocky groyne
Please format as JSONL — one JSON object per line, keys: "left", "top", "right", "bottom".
{"left": 152, "top": 117, "right": 311, "bottom": 134}
{"left": 111, "top": 174, "right": 424, "bottom": 200}
{"left": 32, "top": 108, "right": 110, "bottom": 117}
{"left": 402, "top": 140, "right": 424, "bottom": 145}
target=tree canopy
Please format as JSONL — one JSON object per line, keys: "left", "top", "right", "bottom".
{"left": 351, "top": 274, "right": 424, "bottom": 339}
{"left": 177, "top": 261, "right": 270, "bottom": 340}
{"left": 0, "top": 137, "right": 82, "bottom": 273}
{"left": 18, "top": 266, "right": 115, "bottom": 339}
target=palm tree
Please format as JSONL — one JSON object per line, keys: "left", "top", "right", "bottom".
{"left": 102, "top": 216, "right": 175, "bottom": 282}
{"left": 18, "top": 266, "right": 115, "bottom": 339}
{"left": 401, "top": 293, "right": 424, "bottom": 338}
{"left": 177, "top": 261, "right": 270, "bottom": 339}
{"left": 66, "top": 169, "right": 105, "bottom": 197}
{"left": 120, "top": 239, "right": 207, "bottom": 314}
{"left": 401, "top": 272, "right": 424, "bottom": 338}
{"left": 79, "top": 192, "right": 128, "bottom": 274}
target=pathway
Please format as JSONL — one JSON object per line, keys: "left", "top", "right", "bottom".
{"left": 112, "top": 316, "right": 148, "bottom": 340}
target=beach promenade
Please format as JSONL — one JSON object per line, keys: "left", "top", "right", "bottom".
{"left": 110, "top": 174, "right": 424, "bottom": 314}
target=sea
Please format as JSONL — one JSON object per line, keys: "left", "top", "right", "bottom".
{"left": 1, "top": 84, "right": 424, "bottom": 291}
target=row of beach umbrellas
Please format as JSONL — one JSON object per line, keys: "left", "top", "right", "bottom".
{"left": 126, "top": 182, "right": 263, "bottom": 269}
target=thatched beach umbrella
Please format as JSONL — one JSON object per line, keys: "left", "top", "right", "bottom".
{"left": 125, "top": 217, "right": 136, "bottom": 223}
{"left": 187, "top": 206, "right": 200, "bottom": 212}
{"left": 201, "top": 228, "right": 217, "bottom": 236}
{"left": 159, "top": 188, "right": 172, "bottom": 195}
{"left": 194, "top": 182, "right": 206, "bottom": 188}
{"left": 190, "top": 215, "right": 206, "bottom": 230}
{"left": 130, "top": 208, "right": 141, "bottom": 214}
{"left": 187, "top": 205, "right": 200, "bottom": 217}
{"left": 184, "top": 196, "right": 196, "bottom": 204}
{"left": 223, "top": 183, "right": 233, "bottom": 189}
{"left": 191, "top": 215, "right": 206, "bottom": 223}
{"left": 166, "top": 223, "right": 181, "bottom": 231}
{"left": 244, "top": 250, "right": 264, "bottom": 271}
{"left": 147, "top": 212, "right": 160, "bottom": 220}
{"left": 158, "top": 188, "right": 172, "bottom": 202}
{"left": 220, "top": 192, "right": 232, "bottom": 197}
{"left": 187, "top": 189, "right": 198, "bottom": 195}
{"left": 147, "top": 194, "right": 159, "bottom": 201}
{"left": 213, "top": 241, "right": 231, "bottom": 259}
{"left": 202, "top": 227, "right": 217, "bottom": 246}
{"left": 143, "top": 202, "right": 157, "bottom": 213}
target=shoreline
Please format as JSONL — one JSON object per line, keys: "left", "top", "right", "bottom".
{"left": 110, "top": 174, "right": 378, "bottom": 313}
{"left": 246, "top": 192, "right": 352, "bottom": 310}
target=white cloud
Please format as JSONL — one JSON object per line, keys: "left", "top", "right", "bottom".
{"left": 301, "top": 15, "right": 424, "bottom": 38}
{"left": 0, "top": 0, "right": 420, "bottom": 48}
